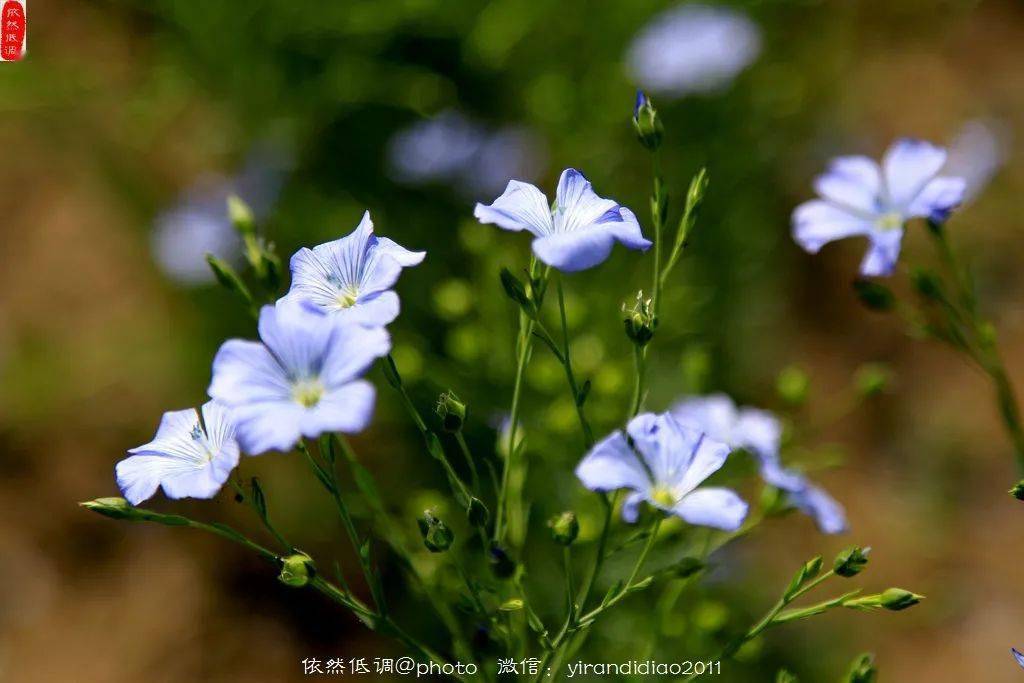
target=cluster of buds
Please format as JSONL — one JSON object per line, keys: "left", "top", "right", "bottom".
{"left": 622, "top": 290, "right": 657, "bottom": 347}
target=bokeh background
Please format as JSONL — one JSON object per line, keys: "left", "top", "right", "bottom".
{"left": 2, "top": 0, "right": 1024, "bottom": 680}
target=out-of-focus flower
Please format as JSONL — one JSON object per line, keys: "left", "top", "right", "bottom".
{"left": 279, "top": 211, "right": 425, "bottom": 327}
{"left": 944, "top": 119, "right": 1009, "bottom": 203}
{"left": 575, "top": 412, "right": 748, "bottom": 530}
{"left": 208, "top": 302, "right": 391, "bottom": 455}
{"left": 1011, "top": 648, "right": 1024, "bottom": 669}
{"left": 474, "top": 168, "right": 651, "bottom": 272}
{"left": 116, "top": 401, "right": 239, "bottom": 505}
{"left": 386, "top": 111, "right": 546, "bottom": 196}
{"left": 671, "top": 394, "right": 847, "bottom": 534}
{"left": 626, "top": 4, "right": 762, "bottom": 98}
{"left": 152, "top": 147, "right": 290, "bottom": 285}
{"left": 792, "top": 139, "right": 967, "bottom": 277}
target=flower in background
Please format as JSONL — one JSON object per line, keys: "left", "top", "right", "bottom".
{"left": 944, "top": 119, "right": 1009, "bottom": 203}
{"left": 386, "top": 111, "right": 546, "bottom": 197}
{"left": 208, "top": 302, "right": 391, "bottom": 455}
{"left": 575, "top": 412, "right": 748, "bottom": 530}
{"left": 279, "top": 211, "right": 425, "bottom": 326}
{"left": 1012, "top": 648, "right": 1024, "bottom": 669}
{"left": 671, "top": 394, "right": 847, "bottom": 534}
{"left": 474, "top": 168, "right": 651, "bottom": 272}
{"left": 626, "top": 4, "right": 761, "bottom": 98}
{"left": 792, "top": 139, "right": 967, "bottom": 277}
{"left": 116, "top": 401, "right": 239, "bottom": 505}
{"left": 152, "top": 146, "right": 291, "bottom": 285}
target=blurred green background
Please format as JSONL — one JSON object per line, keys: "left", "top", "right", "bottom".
{"left": 2, "top": 0, "right": 1024, "bottom": 680}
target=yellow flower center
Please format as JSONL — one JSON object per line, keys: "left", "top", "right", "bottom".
{"left": 650, "top": 485, "right": 677, "bottom": 508}
{"left": 292, "top": 378, "right": 325, "bottom": 408}
{"left": 875, "top": 212, "right": 903, "bottom": 232}
{"left": 336, "top": 287, "right": 359, "bottom": 309}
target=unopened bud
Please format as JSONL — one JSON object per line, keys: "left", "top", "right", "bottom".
{"left": 632, "top": 90, "right": 663, "bottom": 151}
{"left": 435, "top": 391, "right": 466, "bottom": 432}
{"left": 417, "top": 510, "right": 454, "bottom": 553}
{"left": 80, "top": 497, "right": 134, "bottom": 520}
{"left": 834, "top": 546, "right": 870, "bottom": 578}
{"left": 844, "top": 653, "right": 877, "bottom": 683}
{"left": 227, "top": 195, "right": 256, "bottom": 236}
{"left": 547, "top": 511, "right": 579, "bottom": 546}
{"left": 852, "top": 279, "right": 894, "bottom": 312}
{"left": 910, "top": 267, "right": 943, "bottom": 302}
{"left": 488, "top": 543, "right": 516, "bottom": 579}
{"left": 278, "top": 552, "right": 315, "bottom": 587}
{"left": 622, "top": 291, "right": 656, "bottom": 346}
{"left": 1010, "top": 480, "right": 1024, "bottom": 501}
{"left": 879, "top": 587, "right": 923, "bottom": 611}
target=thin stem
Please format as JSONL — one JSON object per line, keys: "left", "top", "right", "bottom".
{"left": 229, "top": 477, "right": 292, "bottom": 552}
{"left": 496, "top": 308, "right": 535, "bottom": 542}
{"left": 556, "top": 279, "right": 595, "bottom": 447}
{"left": 454, "top": 431, "right": 482, "bottom": 496}
{"left": 630, "top": 344, "right": 646, "bottom": 417}
{"left": 650, "top": 149, "right": 665, "bottom": 317}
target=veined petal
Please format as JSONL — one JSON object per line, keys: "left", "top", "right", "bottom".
{"left": 672, "top": 487, "right": 748, "bottom": 530}
{"left": 671, "top": 429, "right": 732, "bottom": 496}
{"left": 473, "top": 180, "right": 553, "bottom": 236}
{"left": 883, "top": 139, "right": 947, "bottom": 209}
{"left": 347, "top": 290, "right": 401, "bottom": 327}
{"left": 813, "top": 156, "right": 882, "bottom": 214}
{"left": 1012, "top": 648, "right": 1024, "bottom": 669}
{"left": 575, "top": 430, "right": 650, "bottom": 494}
{"left": 906, "top": 176, "right": 966, "bottom": 223}
{"left": 790, "top": 484, "right": 848, "bottom": 534}
{"left": 300, "top": 380, "right": 376, "bottom": 436}
{"left": 553, "top": 169, "right": 622, "bottom": 234}
{"left": 231, "top": 400, "right": 306, "bottom": 455}
{"left": 792, "top": 200, "right": 874, "bottom": 254}
{"left": 257, "top": 302, "right": 336, "bottom": 377}
{"left": 859, "top": 229, "right": 903, "bottom": 277}
{"left": 531, "top": 227, "right": 617, "bottom": 272}
{"left": 208, "top": 339, "right": 291, "bottom": 405}
{"left": 320, "top": 323, "right": 391, "bottom": 388}
{"left": 375, "top": 236, "right": 427, "bottom": 267}
{"left": 608, "top": 207, "right": 653, "bottom": 251}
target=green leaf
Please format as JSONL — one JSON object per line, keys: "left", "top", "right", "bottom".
{"left": 250, "top": 477, "right": 267, "bottom": 519}
{"left": 784, "top": 555, "right": 822, "bottom": 600}
{"left": 499, "top": 267, "right": 535, "bottom": 317}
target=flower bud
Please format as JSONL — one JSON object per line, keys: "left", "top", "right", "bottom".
{"left": 547, "top": 511, "right": 579, "bottom": 546}
{"left": 417, "top": 510, "right": 454, "bottom": 553}
{"left": 775, "top": 670, "right": 799, "bottom": 683}
{"left": 488, "top": 543, "right": 516, "bottom": 579}
{"left": 1009, "top": 479, "right": 1024, "bottom": 501}
{"left": 852, "top": 279, "right": 894, "bottom": 312}
{"left": 622, "top": 291, "right": 656, "bottom": 347}
{"left": 80, "top": 497, "right": 134, "bottom": 520}
{"left": 776, "top": 365, "right": 809, "bottom": 406}
{"left": 910, "top": 267, "right": 943, "bottom": 302}
{"left": 278, "top": 552, "right": 315, "bottom": 587}
{"left": 879, "top": 587, "right": 923, "bottom": 611}
{"left": 435, "top": 391, "right": 467, "bottom": 432}
{"left": 844, "top": 653, "right": 877, "bottom": 683}
{"left": 855, "top": 364, "right": 891, "bottom": 398}
{"left": 632, "top": 90, "right": 663, "bottom": 151}
{"left": 833, "top": 546, "right": 870, "bottom": 578}
{"left": 467, "top": 497, "right": 489, "bottom": 527}
{"left": 227, "top": 195, "right": 256, "bottom": 236}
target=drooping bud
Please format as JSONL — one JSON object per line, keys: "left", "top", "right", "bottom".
{"left": 547, "top": 511, "right": 579, "bottom": 546}
{"left": 435, "top": 391, "right": 467, "bottom": 432}
{"left": 776, "top": 365, "right": 810, "bottom": 407}
{"left": 488, "top": 543, "right": 516, "bottom": 579}
{"left": 833, "top": 546, "right": 870, "bottom": 578}
{"left": 417, "top": 509, "right": 454, "bottom": 553}
{"left": 278, "top": 552, "right": 315, "bottom": 587}
{"left": 632, "top": 90, "right": 663, "bottom": 151}
{"left": 844, "top": 653, "right": 877, "bottom": 683}
{"left": 622, "top": 290, "right": 656, "bottom": 347}
{"left": 879, "top": 587, "right": 923, "bottom": 611}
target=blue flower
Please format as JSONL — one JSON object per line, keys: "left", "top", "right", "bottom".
{"left": 793, "top": 139, "right": 967, "bottom": 277}
{"left": 626, "top": 4, "right": 762, "bottom": 98}
{"left": 280, "top": 211, "right": 425, "bottom": 326}
{"left": 208, "top": 302, "right": 391, "bottom": 454}
{"left": 575, "top": 412, "right": 748, "bottom": 530}
{"left": 474, "top": 168, "right": 651, "bottom": 272}
{"left": 671, "top": 394, "right": 847, "bottom": 534}
{"left": 1012, "top": 648, "right": 1024, "bottom": 669}
{"left": 116, "top": 400, "right": 240, "bottom": 505}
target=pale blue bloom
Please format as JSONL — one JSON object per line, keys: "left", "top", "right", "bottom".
{"left": 116, "top": 400, "right": 240, "bottom": 505}
{"left": 671, "top": 394, "right": 847, "bottom": 534}
{"left": 793, "top": 139, "right": 967, "bottom": 277}
{"left": 279, "top": 211, "right": 425, "bottom": 327}
{"left": 474, "top": 168, "right": 651, "bottom": 272}
{"left": 626, "top": 4, "right": 761, "bottom": 98}
{"left": 575, "top": 412, "right": 748, "bottom": 530}
{"left": 208, "top": 302, "right": 391, "bottom": 454}
{"left": 1012, "top": 647, "right": 1024, "bottom": 669}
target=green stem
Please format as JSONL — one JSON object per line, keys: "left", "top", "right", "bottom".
{"left": 454, "top": 431, "right": 482, "bottom": 496}
{"left": 555, "top": 279, "right": 595, "bottom": 448}
{"left": 650, "top": 149, "right": 665, "bottom": 317}
{"left": 630, "top": 345, "right": 646, "bottom": 417}
{"left": 229, "top": 478, "right": 292, "bottom": 552}
{"left": 496, "top": 309, "right": 535, "bottom": 543}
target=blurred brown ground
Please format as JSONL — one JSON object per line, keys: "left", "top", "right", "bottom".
{"left": 3, "top": 1, "right": 1024, "bottom": 681}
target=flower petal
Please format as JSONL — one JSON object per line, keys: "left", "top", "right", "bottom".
{"left": 531, "top": 227, "right": 617, "bottom": 272}
{"left": 474, "top": 180, "right": 553, "bottom": 236}
{"left": 553, "top": 169, "right": 622, "bottom": 233}
{"left": 759, "top": 458, "right": 807, "bottom": 493}
{"left": 813, "top": 156, "right": 882, "bottom": 214}
{"left": 883, "top": 138, "right": 947, "bottom": 209}
{"left": 859, "top": 229, "right": 903, "bottom": 277}
{"left": 621, "top": 491, "right": 647, "bottom": 523}
{"left": 792, "top": 200, "right": 874, "bottom": 254}
{"left": 734, "top": 407, "right": 782, "bottom": 457}
{"left": 672, "top": 487, "right": 748, "bottom": 530}
{"left": 575, "top": 430, "right": 649, "bottom": 494}
{"left": 320, "top": 324, "right": 391, "bottom": 388}
{"left": 609, "top": 207, "right": 653, "bottom": 251}
{"left": 257, "top": 302, "right": 337, "bottom": 378}
{"left": 208, "top": 339, "right": 291, "bottom": 405}
{"left": 905, "top": 176, "right": 966, "bottom": 223}
{"left": 301, "top": 380, "right": 377, "bottom": 436}
{"left": 231, "top": 400, "right": 306, "bottom": 455}
{"left": 790, "top": 484, "right": 848, "bottom": 534}
{"left": 1012, "top": 648, "right": 1024, "bottom": 669}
